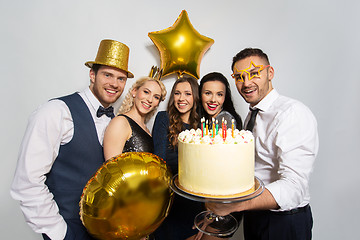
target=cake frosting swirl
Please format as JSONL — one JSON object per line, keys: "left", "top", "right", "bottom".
{"left": 178, "top": 128, "right": 254, "bottom": 145}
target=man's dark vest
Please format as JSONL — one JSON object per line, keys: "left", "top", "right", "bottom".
{"left": 45, "top": 93, "right": 104, "bottom": 219}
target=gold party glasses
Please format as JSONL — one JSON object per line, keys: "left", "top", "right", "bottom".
{"left": 232, "top": 61, "right": 270, "bottom": 83}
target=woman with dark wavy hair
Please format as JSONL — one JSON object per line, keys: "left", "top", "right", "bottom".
{"left": 152, "top": 76, "right": 203, "bottom": 240}
{"left": 199, "top": 72, "right": 243, "bottom": 130}
{"left": 153, "top": 76, "right": 200, "bottom": 173}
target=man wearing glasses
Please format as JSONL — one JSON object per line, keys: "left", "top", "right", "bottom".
{"left": 206, "top": 48, "right": 319, "bottom": 240}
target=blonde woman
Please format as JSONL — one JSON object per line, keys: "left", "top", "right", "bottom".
{"left": 104, "top": 76, "right": 166, "bottom": 160}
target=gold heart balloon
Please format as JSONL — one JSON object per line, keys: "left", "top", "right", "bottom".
{"left": 148, "top": 10, "right": 214, "bottom": 79}
{"left": 79, "top": 152, "right": 173, "bottom": 240}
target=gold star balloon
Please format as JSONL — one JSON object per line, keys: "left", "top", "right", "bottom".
{"left": 148, "top": 10, "right": 214, "bottom": 79}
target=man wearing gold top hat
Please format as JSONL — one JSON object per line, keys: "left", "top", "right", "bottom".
{"left": 11, "top": 39, "right": 134, "bottom": 240}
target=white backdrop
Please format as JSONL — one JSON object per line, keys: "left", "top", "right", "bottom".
{"left": 1, "top": 0, "right": 359, "bottom": 239}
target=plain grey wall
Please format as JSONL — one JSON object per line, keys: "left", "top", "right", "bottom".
{"left": 1, "top": 0, "right": 359, "bottom": 239}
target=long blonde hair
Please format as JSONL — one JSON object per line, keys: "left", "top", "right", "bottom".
{"left": 117, "top": 76, "right": 167, "bottom": 122}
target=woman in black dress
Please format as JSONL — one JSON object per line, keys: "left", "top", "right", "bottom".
{"left": 103, "top": 76, "right": 167, "bottom": 240}
{"left": 103, "top": 76, "right": 167, "bottom": 159}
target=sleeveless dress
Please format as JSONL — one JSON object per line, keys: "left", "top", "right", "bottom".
{"left": 120, "top": 114, "right": 154, "bottom": 153}
{"left": 120, "top": 115, "right": 156, "bottom": 240}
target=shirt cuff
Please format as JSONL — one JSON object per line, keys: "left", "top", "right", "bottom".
{"left": 265, "top": 182, "right": 290, "bottom": 211}
{"left": 42, "top": 220, "right": 67, "bottom": 240}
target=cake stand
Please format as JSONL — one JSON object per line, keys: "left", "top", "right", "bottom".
{"left": 170, "top": 175, "right": 264, "bottom": 237}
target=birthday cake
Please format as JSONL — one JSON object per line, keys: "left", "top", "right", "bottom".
{"left": 178, "top": 124, "right": 255, "bottom": 197}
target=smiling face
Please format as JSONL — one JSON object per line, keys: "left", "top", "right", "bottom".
{"left": 132, "top": 80, "right": 162, "bottom": 116}
{"left": 201, "top": 80, "right": 226, "bottom": 118}
{"left": 174, "top": 81, "right": 194, "bottom": 123}
{"left": 233, "top": 56, "right": 274, "bottom": 107}
{"left": 89, "top": 65, "right": 128, "bottom": 107}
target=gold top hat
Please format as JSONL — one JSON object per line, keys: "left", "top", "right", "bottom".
{"left": 85, "top": 39, "right": 134, "bottom": 78}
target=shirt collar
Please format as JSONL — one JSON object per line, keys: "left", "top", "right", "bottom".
{"left": 84, "top": 87, "right": 104, "bottom": 112}
{"left": 253, "top": 89, "right": 279, "bottom": 112}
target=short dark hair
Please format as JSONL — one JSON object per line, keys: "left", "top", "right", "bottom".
{"left": 91, "top": 64, "right": 102, "bottom": 75}
{"left": 231, "top": 48, "right": 270, "bottom": 71}
{"left": 199, "top": 72, "right": 243, "bottom": 130}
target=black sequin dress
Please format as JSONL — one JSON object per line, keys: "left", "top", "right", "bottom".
{"left": 120, "top": 114, "right": 154, "bottom": 153}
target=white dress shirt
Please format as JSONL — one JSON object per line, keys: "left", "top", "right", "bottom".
{"left": 10, "top": 88, "right": 113, "bottom": 239}
{"left": 246, "top": 89, "right": 319, "bottom": 211}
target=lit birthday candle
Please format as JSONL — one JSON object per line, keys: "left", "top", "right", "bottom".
{"left": 224, "top": 120, "right": 227, "bottom": 139}
{"left": 216, "top": 119, "right": 219, "bottom": 136}
{"left": 222, "top": 118, "right": 225, "bottom": 140}
{"left": 206, "top": 119, "right": 208, "bottom": 136}
{"left": 232, "top": 119, "right": 234, "bottom": 138}
{"left": 212, "top": 118, "right": 215, "bottom": 138}
{"left": 201, "top": 118, "right": 204, "bottom": 137}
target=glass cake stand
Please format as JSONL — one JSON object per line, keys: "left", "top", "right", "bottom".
{"left": 170, "top": 175, "right": 264, "bottom": 237}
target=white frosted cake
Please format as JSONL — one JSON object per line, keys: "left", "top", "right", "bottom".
{"left": 178, "top": 128, "right": 255, "bottom": 196}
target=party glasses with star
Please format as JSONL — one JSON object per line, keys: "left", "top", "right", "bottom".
{"left": 232, "top": 61, "right": 270, "bottom": 83}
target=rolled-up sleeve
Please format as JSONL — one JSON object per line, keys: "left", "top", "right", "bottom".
{"left": 266, "top": 103, "right": 319, "bottom": 211}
